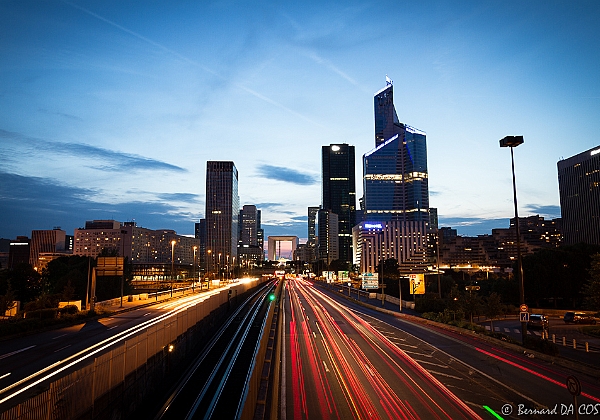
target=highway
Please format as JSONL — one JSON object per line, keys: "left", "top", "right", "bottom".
{"left": 282, "top": 278, "right": 600, "bottom": 419}
{"left": 0, "top": 286, "right": 230, "bottom": 410}
{"left": 282, "top": 278, "right": 481, "bottom": 419}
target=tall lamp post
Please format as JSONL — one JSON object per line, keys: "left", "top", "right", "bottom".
{"left": 207, "top": 249, "right": 212, "bottom": 289}
{"left": 171, "top": 240, "right": 176, "bottom": 297}
{"left": 499, "top": 135, "right": 526, "bottom": 344}
{"left": 218, "top": 253, "right": 222, "bottom": 282}
{"left": 193, "top": 245, "right": 197, "bottom": 292}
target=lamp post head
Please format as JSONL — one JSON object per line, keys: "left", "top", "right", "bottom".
{"left": 499, "top": 135, "right": 524, "bottom": 148}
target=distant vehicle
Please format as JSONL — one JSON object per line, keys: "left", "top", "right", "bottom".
{"left": 527, "top": 314, "right": 549, "bottom": 329}
{"left": 563, "top": 311, "right": 597, "bottom": 325}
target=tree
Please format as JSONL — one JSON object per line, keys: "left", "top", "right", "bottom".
{"left": 43, "top": 256, "right": 90, "bottom": 302}
{"left": 0, "top": 281, "right": 16, "bottom": 315}
{"left": 6, "top": 263, "right": 43, "bottom": 305}
{"left": 484, "top": 293, "right": 503, "bottom": 331}
{"left": 582, "top": 253, "right": 600, "bottom": 311}
{"left": 460, "top": 290, "right": 483, "bottom": 324}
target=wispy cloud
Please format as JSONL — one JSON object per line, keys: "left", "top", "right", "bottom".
{"left": 38, "top": 108, "right": 84, "bottom": 122}
{"left": 256, "top": 165, "right": 317, "bottom": 185}
{"left": 63, "top": 1, "right": 322, "bottom": 127}
{"left": 155, "top": 192, "right": 200, "bottom": 203}
{"left": 0, "top": 171, "right": 195, "bottom": 237}
{"left": 0, "top": 129, "right": 185, "bottom": 173}
{"left": 524, "top": 204, "right": 561, "bottom": 218}
{"left": 305, "top": 51, "right": 370, "bottom": 93}
{"left": 438, "top": 216, "right": 510, "bottom": 236}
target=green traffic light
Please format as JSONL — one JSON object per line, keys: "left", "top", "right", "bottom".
{"left": 269, "top": 293, "right": 275, "bottom": 301}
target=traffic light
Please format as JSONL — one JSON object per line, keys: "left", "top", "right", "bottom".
{"left": 268, "top": 293, "right": 276, "bottom": 301}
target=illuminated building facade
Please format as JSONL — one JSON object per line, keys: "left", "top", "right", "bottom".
{"left": 359, "top": 78, "right": 429, "bottom": 271}
{"left": 558, "top": 146, "right": 600, "bottom": 245}
{"left": 317, "top": 209, "right": 339, "bottom": 264}
{"left": 366, "top": 79, "right": 428, "bottom": 223}
{"left": 322, "top": 144, "right": 356, "bottom": 264}
{"left": 30, "top": 228, "right": 67, "bottom": 269}
{"left": 352, "top": 221, "right": 427, "bottom": 274}
{"left": 205, "top": 161, "right": 240, "bottom": 273}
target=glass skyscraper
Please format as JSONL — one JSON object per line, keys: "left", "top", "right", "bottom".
{"left": 364, "top": 81, "right": 429, "bottom": 222}
{"left": 205, "top": 161, "right": 239, "bottom": 273}
{"left": 322, "top": 144, "right": 356, "bottom": 264}
{"left": 558, "top": 146, "right": 600, "bottom": 245}
{"left": 355, "top": 78, "right": 429, "bottom": 273}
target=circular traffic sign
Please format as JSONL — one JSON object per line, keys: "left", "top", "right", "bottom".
{"left": 566, "top": 376, "right": 581, "bottom": 396}
{"left": 519, "top": 304, "right": 528, "bottom": 312}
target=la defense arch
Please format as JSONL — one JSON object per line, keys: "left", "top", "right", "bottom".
{"left": 267, "top": 236, "right": 298, "bottom": 261}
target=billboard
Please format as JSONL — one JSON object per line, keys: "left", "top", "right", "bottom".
{"left": 362, "top": 272, "right": 379, "bottom": 289}
{"left": 322, "top": 271, "right": 335, "bottom": 283}
{"left": 409, "top": 274, "right": 425, "bottom": 294}
{"left": 338, "top": 271, "right": 349, "bottom": 281}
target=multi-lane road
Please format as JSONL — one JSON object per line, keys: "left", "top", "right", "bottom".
{"left": 0, "top": 288, "right": 224, "bottom": 409}
{"left": 281, "top": 278, "right": 600, "bottom": 419}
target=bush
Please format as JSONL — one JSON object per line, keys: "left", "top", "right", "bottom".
{"left": 415, "top": 294, "right": 447, "bottom": 313}
{"left": 59, "top": 305, "right": 79, "bottom": 316}
{"left": 524, "top": 337, "right": 560, "bottom": 356}
{"left": 25, "top": 308, "right": 58, "bottom": 320}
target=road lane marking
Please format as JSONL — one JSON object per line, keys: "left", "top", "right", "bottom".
{"left": 52, "top": 334, "right": 68, "bottom": 340}
{"left": 107, "top": 325, "right": 119, "bottom": 330}
{"left": 504, "top": 328, "right": 510, "bottom": 333}
{"left": 54, "top": 345, "right": 71, "bottom": 353}
{"left": 0, "top": 373, "right": 11, "bottom": 380}
{"left": 402, "top": 350, "right": 433, "bottom": 358}
{"left": 427, "top": 370, "right": 463, "bottom": 380}
{"left": 143, "top": 313, "right": 151, "bottom": 317}
{"left": 415, "top": 360, "right": 449, "bottom": 369}
{"left": 352, "top": 309, "right": 545, "bottom": 408}
{"left": 395, "top": 342, "right": 418, "bottom": 349}
{"left": 0, "top": 346, "right": 36, "bottom": 360}
{"left": 322, "top": 361, "right": 330, "bottom": 372}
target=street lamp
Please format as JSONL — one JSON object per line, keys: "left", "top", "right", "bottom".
{"left": 218, "top": 253, "right": 222, "bottom": 282}
{"left": 193, "top": 245, "right": 197, "bottom": 292}
{"left": 171, "top": 240, "right": 176, "bottom": 297}
{"left": 207, "top": 249, "right": 212, "bottom": 289}
{"left": 499, "top": 135, "right": 526, "bottom": 344}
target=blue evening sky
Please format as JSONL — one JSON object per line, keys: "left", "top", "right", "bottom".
{"left": 1, "top": 0, "right": 599, "bottom": 243}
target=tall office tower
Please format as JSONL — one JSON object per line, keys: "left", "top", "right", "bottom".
{"left": 375, "top": 76, "right": 401, "bottom": 147}
{"left": 29, "top": 228, "right": 66, "bottom": 269}
{"left": 317, "top": 209, "right": 339, "bottom": 264}
{"left": 205, "top": 161, "right": 240, "bottom": 273}
{"left": 308, "top": 206, "right": 319, "bottom": 245}
{"left": 240, "top": 205, "right": 259, "bottom": 246}
{"left": 322, "top": 144, "right": 356, "bottom": 264}
{"left": 256, "top": 210, "right": 264, "bottom": 255}
{"left": 359, "top": 78, "right": 429, "bottom": 271}
{"left": 195, "top": 219, "right": 207, "bottom": 272}
{"left": 558, "top": 146, "right": 600, "bottom": 245}
{"left": 364, "top": 79, "right": 429, "bottom": 223}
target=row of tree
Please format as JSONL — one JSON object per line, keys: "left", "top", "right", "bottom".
{"left": 378, "top": 244, "right": 600, "bottom": 313}
{"left": 0, "top": 253, "right": 133, "bottom": 314}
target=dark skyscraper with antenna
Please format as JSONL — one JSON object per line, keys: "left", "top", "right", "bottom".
{"left": 322, "top": 143, "right": 356, "bottom": 265}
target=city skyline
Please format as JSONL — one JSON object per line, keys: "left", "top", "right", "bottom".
{"left": 2, "top": 1, "right": 600, "bottom": 241}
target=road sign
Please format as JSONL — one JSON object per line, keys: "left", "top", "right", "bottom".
{"left": 566, "top": 376, "right": 581, "bottom": 396}
{"left": 409, "top": 274, "right": 425, "bottom": 294}
{"left": 361, "top": 273, "right": 379, "bottom": 289}
{"left": 519, "top": 303, "right": 528, "bottom": 312}
{"left": 520, "top": 312, "right": 529, "bottom": 322}
{"left": 96, "top": 256, "right": 124, "bottom": 276}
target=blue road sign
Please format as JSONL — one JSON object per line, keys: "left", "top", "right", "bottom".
{"left": 520, "top": 312, "right": 529, "bottom": 322}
